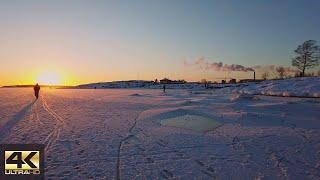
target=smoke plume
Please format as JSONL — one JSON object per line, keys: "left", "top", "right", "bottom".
{"left": 184, "top": 57, "right": 255, "bottom": 72}
{"left": 183, "top": 58, "right": 298, "bottom": 75}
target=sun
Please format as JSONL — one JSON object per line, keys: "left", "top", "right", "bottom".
{"left": 36, "top": 71, "right": 62, "bottom": 85}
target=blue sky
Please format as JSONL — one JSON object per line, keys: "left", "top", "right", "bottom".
{"left": 0, "top": 0, "right": 319, "bottom": 85}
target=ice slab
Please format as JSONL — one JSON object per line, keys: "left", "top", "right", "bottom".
{"left": 160, "top": 115, "right": 222, "bottom": 132}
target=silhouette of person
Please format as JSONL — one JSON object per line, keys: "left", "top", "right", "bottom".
{"left": 163, "top": 84, "right": 166, "bottom": 93}
{"left": 34, "top": 83, "right": 40, "bottom": 99}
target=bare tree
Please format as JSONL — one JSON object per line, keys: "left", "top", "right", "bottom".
{"left": 261, "top": 72, "right": 269, "bottom": 80}
{"left": 276, "top": 67, "right": 286, "bottom": 79}
{"left": 292, "top": 40, "right": 320, "bottom": 76}
{"left": 309, "top": 72, "right": 315, "bottom": 76}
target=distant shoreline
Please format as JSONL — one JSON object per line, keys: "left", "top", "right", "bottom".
{"left": 1, "top": 85, "right": 75, "bottom": 88}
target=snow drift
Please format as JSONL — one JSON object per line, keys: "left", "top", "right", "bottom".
{"left": 234, "top": 77, "right": 320, "bottom": 98}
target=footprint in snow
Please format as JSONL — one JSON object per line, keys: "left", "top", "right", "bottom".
{"left": 161, "top": 169, "right": 173, "bottom": 179}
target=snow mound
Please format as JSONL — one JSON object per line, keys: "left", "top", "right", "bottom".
{"left": 235, "top": 77, "right": 320, "bottom": 98}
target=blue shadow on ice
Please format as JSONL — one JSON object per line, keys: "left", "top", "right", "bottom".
{"left": 0, "top": 100, "right": 36, "bottom": 143}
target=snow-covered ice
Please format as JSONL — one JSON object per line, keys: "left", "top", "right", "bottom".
{"left": 0, "top": 84, "right": 319, "bottom": 179}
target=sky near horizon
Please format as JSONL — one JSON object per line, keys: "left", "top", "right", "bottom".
{"left": 0, "top": 0, "right": 319, "bottom": 85}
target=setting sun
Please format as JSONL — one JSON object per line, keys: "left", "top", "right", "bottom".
{"left": 36, "top": 71, "right": 62, "bottom": 85}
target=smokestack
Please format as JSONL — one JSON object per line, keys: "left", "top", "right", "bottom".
{"left": 254, "top": 71, "right": 256, "bottom": 81}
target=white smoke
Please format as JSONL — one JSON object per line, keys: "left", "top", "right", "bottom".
{"left": 183, "top": 58, "right": 298, "bottom": 74}
{"left": 184, "top": 57, "right": 255, "bottom": 72}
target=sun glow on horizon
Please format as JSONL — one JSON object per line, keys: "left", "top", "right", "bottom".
{"left": 36, "top": 71, "right": 62, "bottom": 85}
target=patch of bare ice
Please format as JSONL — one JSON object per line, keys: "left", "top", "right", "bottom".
{"left": 230, "top": 92, "right": 260, "bottom": 102}
{"left": 160, "top": 115, "right": 222, "bottom": 132}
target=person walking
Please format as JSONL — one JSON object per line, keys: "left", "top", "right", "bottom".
{"left": 163, "top": 84, "right": 166, "bottom": 93}
{"left": 34, "top": 83, "right": 40, "bottom": 99}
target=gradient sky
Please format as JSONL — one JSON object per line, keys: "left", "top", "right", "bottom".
{"left": 0, "top": 0, "right": 319, "bottom": 85}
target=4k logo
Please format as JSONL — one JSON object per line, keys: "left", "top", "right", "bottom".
{"left": 1, "top": 144, "right": 44, "bottom": 180}
{"left": 5, "top": 151, "right": 40, "bottom": 174}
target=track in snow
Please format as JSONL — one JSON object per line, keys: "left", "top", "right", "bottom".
{"left": 41, "top": 94, "right": 66, "bottom": 152}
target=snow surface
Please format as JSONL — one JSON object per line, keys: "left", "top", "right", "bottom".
{"left": 0, "top": 84, "right": 320, "bottom": 179}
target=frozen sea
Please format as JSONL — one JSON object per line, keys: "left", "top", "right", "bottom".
{"left": 0, "top": 87, "right": 319, "bottom": 179}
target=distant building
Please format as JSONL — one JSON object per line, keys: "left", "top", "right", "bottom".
{"left": 221, "top": 80, "right": 226, "bottom": 84}
{"left": 160, "top": 78, "right": 171, "bottom": 84}
{"left": 239, "top": 79, "right": 264, "bottom": 83}
{"left": 229, "top": 79, "right": 237, "bottom": 84}
{"left": 160, "top": 78, "right": 186, "bottom": 84}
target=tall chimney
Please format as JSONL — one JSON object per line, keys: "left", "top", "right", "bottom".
{"left": 254, "top": 71, "right": 256, "bottom": 81}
